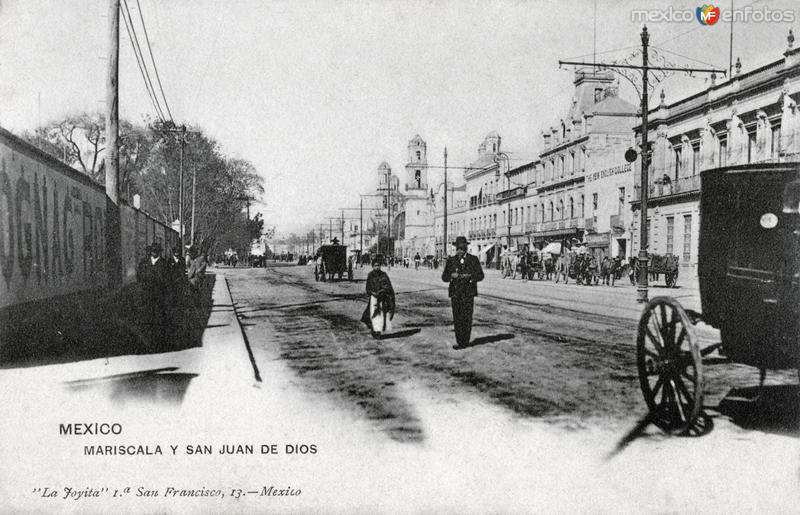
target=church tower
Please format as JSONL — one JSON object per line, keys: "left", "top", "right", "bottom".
{"left": 405, "top": 134, "right": 428, "bottom": 193}
{"left": 401, "top": 134, "right": 433, "bottom": 258}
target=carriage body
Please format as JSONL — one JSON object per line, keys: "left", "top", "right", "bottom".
{"left": 698, "top": 163, "right": 800, "bottom": 370}
{"left": 636, "top": 162, "right": 799, "bottom": 435}
{"left": 315, "top": 244, "right": 352, "bottom": 281}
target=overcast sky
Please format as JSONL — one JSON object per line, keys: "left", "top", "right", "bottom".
{"left": 0, "top": 0, "right": 796, "bottom": 234}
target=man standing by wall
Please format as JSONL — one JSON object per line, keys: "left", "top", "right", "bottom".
{"left": 441, "top": 236, "right": 484, "bottom": 349}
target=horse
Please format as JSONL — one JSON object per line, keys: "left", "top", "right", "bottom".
{"left": 600, "top": 256, "right": 619, "bottom": 286}
{"left": 503, "top": 253, "right": 520, "bottom": 279}
{"left": 543, "top": 253, "right": 555, "bottom": 280}
{"left": 553, "top": 252, "right": 574, "bottom": 284}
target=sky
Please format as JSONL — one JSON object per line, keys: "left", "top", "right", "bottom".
{"left": 0, "top": 0, "right": 797, "bottom": 234}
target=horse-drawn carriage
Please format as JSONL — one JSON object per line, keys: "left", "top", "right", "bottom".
{"left": 636, "top": 162, "right": 799, "bottom": 435}
{"left": 631, "top": 253, "right": 679, "bottom": 287}
{"left": 314, "top": 241, "right": 353, "bottom": 282}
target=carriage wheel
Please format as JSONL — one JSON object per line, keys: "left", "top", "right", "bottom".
{"left": 636, "top": 296, "right": 703, "bottom": 435}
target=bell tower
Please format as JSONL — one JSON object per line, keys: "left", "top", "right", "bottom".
{"left": 405, "top": 134, "right": 428, "bottom": 193}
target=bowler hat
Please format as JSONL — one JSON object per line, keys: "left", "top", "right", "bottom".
{"left": 452, "top": 236, "right": 469, "bottom": 246}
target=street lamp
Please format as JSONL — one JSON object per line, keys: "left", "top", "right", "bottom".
{"left": 494, "top": 152, "right": 512, "bottom": 250}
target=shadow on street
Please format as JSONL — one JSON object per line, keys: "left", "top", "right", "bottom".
{"left": 0, "top": 274, "right": 216, "bottom": 369}
{"left": 63, "top": 367, "right": 198, "bottom": 405}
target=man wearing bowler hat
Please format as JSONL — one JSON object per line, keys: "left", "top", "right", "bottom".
{"left": 441, "top": 235, "right": 484, "bottom": 349}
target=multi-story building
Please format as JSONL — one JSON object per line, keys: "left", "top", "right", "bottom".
{"left": 433, "top": 180, "right": 468, "bottom": 259}
{"left": 496, "top": 159, "right": 538, "bottom": 251}
{"left": 530, "top": 68, "right": 638, "bottom": 257}
{"left": 463, "top": 132, "right": 504, "bottom": 263}
{"left": 631, "top": 31, "right": 800, "bottom": 277}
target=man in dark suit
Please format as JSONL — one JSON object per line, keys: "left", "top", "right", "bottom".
{"left": 441, "top": 236, "right": 484, "bottom": 349}
{"left": 136, "top": 241, "right": 171, "bottom": 348}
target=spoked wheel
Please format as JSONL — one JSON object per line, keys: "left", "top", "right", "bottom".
{"left": 637, "top": 296, "right": 703, "bottom": 435}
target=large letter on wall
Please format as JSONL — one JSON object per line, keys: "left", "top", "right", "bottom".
{"left": 0, "top": 160, "right": 14, "bottom": 285}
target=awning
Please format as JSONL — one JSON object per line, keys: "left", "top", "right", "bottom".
{"left": 542, "top": 242, "right": 562, "bottom": 255}
{"left": 478, "top": 245, "right": 494, "bottom": 256}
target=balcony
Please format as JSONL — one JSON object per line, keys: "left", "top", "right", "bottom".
{"left": 496, "top": 186, "right": 526, "bottom": 203}
{"left": 584, "top": 217, "right": 594, "bottom": 232}
{"left": 633, "top": 174, "right": 702, "bottom": 201}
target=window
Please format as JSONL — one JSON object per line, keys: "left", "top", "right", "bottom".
{"left": 570, "top": 152, "right": 576, "bottom": 174}
{"left": 569, "top": 197, "right": 574, "bottom": 218}
{"left": 618, "top": 187, "right": 625, "bottom": 214}
{"left": 666, "top": 217, "right": 674, "bottom": 255}
{"left": 580, "top": 194, "right": 585, "bottom": 218}
{"left": 540, "top": 204, "right": 545, "bottom": 222}
{"left": 415, "top": 170, "right": 421, "bottom": 188}
{"left": 747, "top": 130, "right": 756, "bottom": 163}
{"left": 549, "top": 202, "right": 554, "bottom": 221}
{"left": 683, "top": 215, "right": 692, "bottom": 261}
{"left": 674, "top": 147, "right": 682, "bottom": 179}
{"left": 692, "top": 144, "right": 700, "bottom": 175}
{"left": 594, "top": 88, "right": 603, "bottom": 103}
{"left": 592, "top": 193, "right": 598, "bottom": 212}
{"left": 558, "top": 200, "right": 564, "bottom": 220}
{"left": 771, "top": 125, "right": 781, "bottom": 158}
{"left": 559, "top": 155, "right": 565, "bottom": 177}
{"left": 415, "top": 150, "right": 421, "bottom": 161}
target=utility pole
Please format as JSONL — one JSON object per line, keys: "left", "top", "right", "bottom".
{"left": 190, "top": 155, "right": 197, "bottom": 246}
{"left": 106, "top": 0, "right": 120, "bottom": 204}
{"left": 105, "top": 0, "right": 121, "bottom": 287}
{"left": 637, "top": 27, "right": 651, "bottom": 304}
{"left": 340, "top": 209, "right": 344, "bottom": 243}
{"left": 178, "top": 125, "right": 186, "bottom": 255}
{"left": 558, "top": 25, "right": 724, "bottom": 303}
{"left": 443, "top": 147, "right": 448, "bottom": 258}
{"left": 360, "top": 196, "right": 363, "bottom": 259}
{"left": 386, "top": 167, "right": 392, "bottom": 261}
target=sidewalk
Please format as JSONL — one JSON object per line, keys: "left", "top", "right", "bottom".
{"left": 0, "top": 273, "right": 256, "bottom": 407}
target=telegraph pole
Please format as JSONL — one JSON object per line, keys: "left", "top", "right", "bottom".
{"left": 105, "top": 0, "right": 121, "bottom": 286}
{"left": 106, "top": 0, "right": 120, "bottom": 204}
{"left": 178, "top": 125, "right": 186, "bottom": 255}
{"left": 637, "top": 27, "right": 651, "bottom": 304}
{"left": 558, "top": 25, "right": 724, "bottom": 303}
{"left": 443, "top": 147, "right": 448, "bottom": 258}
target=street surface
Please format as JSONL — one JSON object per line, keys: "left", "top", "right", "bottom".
{"left": 220, "top": 262, "right": 799, "bottom": 512}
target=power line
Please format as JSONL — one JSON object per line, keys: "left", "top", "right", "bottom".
{"left": 120, "top": 0, "right": 167, "bottom": 123}
{"left": 134, "top": 0, "right": 174, "bottom": 124}
{"left": 650, "top": 46, "right": 725, "bottom": 73}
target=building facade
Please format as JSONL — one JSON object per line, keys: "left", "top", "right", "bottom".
{"left": 527, "top": 68, "right": 638, "bottom": 257}
{"left": 631, "top": 33, "right": 800, "bottom": 277}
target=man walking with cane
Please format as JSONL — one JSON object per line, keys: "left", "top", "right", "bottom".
{"left": 442, "top": 236, "right": 484, "bottom": 349}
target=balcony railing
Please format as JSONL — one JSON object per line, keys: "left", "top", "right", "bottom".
{"left": 496, "top": 186, "right": 526, "bottom": 202}
{"left": 633, "top": 174, "right": 702, "bottom": 201}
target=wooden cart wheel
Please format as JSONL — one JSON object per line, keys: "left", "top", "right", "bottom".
{"left": 636, "top": 296, "right": 703, "bottom": 435}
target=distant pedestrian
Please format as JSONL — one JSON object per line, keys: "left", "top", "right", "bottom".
{"left": 414, "top": 252, "right": 421, "bottom": 270}
{"left": 361, "top": 254, "right": 395, "bottom": 339}
{"left": 186, "top": 246, "right": 207, "bottom": 305}
{"left": 442, "top": 236, "right": 484, "bottom": 349}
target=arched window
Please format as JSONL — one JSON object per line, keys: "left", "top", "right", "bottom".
{"left": 415, "top": 150, "right": 421, "bottom": 161}
{"left": 580, "top": 194, "right": 585, "bottom": 218}
{"left": 549, "top": 202, "right": 554, "bottom": 221}
{"left": 558, "top": 199, "right": 564, "bottom": 219}
{"left": 569, "top": 197, "right": 574, "bottom": 219}
{"left": 540, "top": 204, "right": 545, "bottom": 222}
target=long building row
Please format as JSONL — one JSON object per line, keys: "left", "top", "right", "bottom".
{"left": 348, "top": 32, "right": 800, "bottom": 278}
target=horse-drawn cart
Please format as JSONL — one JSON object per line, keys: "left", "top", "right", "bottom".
{"left": 314, "top": 242, "right": 353, "bottom": 282}
{"left": 631, "top": 253, "right": 679, "bottom": 287}
{"left": 636, "top": 163, "right": 799, "bottom": 435}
